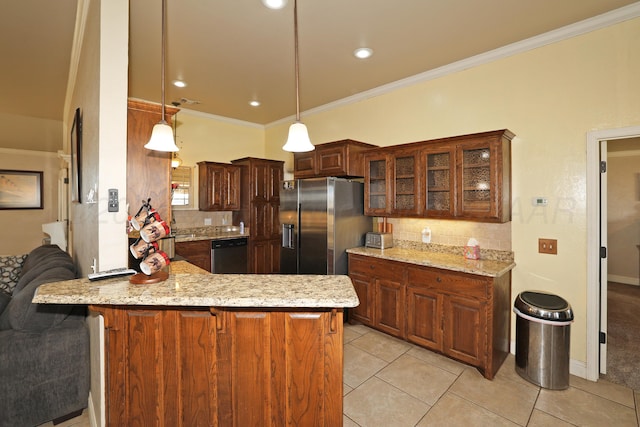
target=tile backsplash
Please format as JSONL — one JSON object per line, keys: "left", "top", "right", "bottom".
{"left": 172, "top": 210, "right": 232, "bottom": 229}
{"left": 377, "top": 217, "right": 512, "bottom": 251}
{"left": 173, "top": 210, "right": 511, "bottom": 252}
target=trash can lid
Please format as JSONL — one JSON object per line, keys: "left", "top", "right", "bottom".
{"left": 514, "top": 291, "right": 574, "bottom": 322}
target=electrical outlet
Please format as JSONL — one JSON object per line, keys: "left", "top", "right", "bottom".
{"left": 204, "top": 218, "right": 212, "bottom": 226}
{"left": 538, "top": 238, "right": 558, "bottom": 255}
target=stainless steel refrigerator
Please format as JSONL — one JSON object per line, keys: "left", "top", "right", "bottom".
{"left": 280, "top": 177, "right": 370, "bottom": 275}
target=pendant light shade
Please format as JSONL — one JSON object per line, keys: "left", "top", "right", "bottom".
{"left": 145, "top": 0, "right": 179, "bottom": 152}
{"left": 282, "top": 0, "right": 314, "bottom": 153}
{"left": 283, "top": 122, "right": 313, "bottom": 152}
{"left": 146, "top": 120, "right": 179, "bottom": 152}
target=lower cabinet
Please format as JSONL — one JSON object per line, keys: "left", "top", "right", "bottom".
{"left": 92, "top": 305, "right": 344, "bottom": 426}
{"left": 348, "top": 253, "right": 510, "bottom": 379}
{"left": 349, "top": 254, "right": 405, "bottom": 338}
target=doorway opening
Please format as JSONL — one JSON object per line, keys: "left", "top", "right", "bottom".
{"left": 586, "top": 126, "right": 640, "bottom": 383}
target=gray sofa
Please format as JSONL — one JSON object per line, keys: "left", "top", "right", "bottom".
{"left": 0, "top": 245, "right": 90, "bottom": 427}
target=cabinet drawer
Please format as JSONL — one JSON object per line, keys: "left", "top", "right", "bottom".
{"left": 349, "top": 255, "right": 405, "bottom": 280}
{"left": 407, "top": 267, "right": 489, "bottom": 299}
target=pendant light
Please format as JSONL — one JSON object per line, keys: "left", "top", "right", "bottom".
{"left": 145, "top": 0, "right": 179, "bottom": 152}
{"left": 282, "top": 0, "right": 314, "bottom": 153}
{"left": 171, "top": 112, "right": 183, "bottom": 168}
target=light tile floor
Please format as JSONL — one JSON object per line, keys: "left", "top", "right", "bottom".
{"left": 343, "top": 324, "right": 640, "bottom": 427}
{"left": 40, "top": 323, "right": 640, "bottom": 427}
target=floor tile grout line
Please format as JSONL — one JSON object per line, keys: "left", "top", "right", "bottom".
{"left": 569, "top": 380, "right": 639, "bottom": 409}
{"left": 524, "top": 387, "right": 542, "bottom": 427}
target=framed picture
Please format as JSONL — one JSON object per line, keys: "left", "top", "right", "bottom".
{"left": 71, "top": 107, "right": 82, "bottom": 203}
{"left": 0, "top": 170, "right": 44, "bottom": 209}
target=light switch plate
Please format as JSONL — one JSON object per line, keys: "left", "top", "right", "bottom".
{"left": 538, "top": 238, "right": 557, "bottom": 254}
{"left": 108, "top": 189, "right": 118, "bottom": 212}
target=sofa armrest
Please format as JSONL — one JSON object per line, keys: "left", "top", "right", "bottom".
{"left": 0, "top": 319, "right": 90, "bottom": 427}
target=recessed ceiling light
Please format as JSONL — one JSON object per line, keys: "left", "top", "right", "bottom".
{"left": 262, "top": 0, "right": 287, "bottom": 10}
{"left": 249, "top": 100, "right": 261, "bottom": 107}
{"left": 173, "top": 80, "right": 187, "bottom": 88}
{"left": 354, "top": 48, "right": 373, "bottom": 59}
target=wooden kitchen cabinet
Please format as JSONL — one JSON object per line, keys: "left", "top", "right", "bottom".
{"left": 363, "top": 129, "right": 513, "bottom": 222}
{"left": 92, "top": 305, "right": 343, "bottom": 426}
{"left": 363, "top": 153, "right": 389, "bottom": 216}
{"left": 424, "top": 145, "right": 456, "bottom": 218}
{"left": 294, "top": 139, "right": 377, "bottom": 178}
{"left": 175, "top": 240, "right": 211, "bottom": 272}
{"left": 197, "top": 161, "right": 241, "bottom": 211}
{"left": 455, "top": 135, "right": 511, "bottom": 221}
{"left": 406, "top": 285, "right": 441, "bottom": 351}
{"left": 232, "top": 157, "right": 283, "bottom": 273}
{"left": 127, "top": 100, "right": 179, "bottom": 223}
{"left": 348, "top": 254, "right": 406, "bottom": 338}
{"left": 248, "top": 239, "right": 280, "bottom": 274}
{"left": 348, "top": 253, "right": 511, "bottom": 379}
{"left": 407, "top": 266, "right": 490, "bottom": 368}
{"left": 364, "top": 147, "right": 421, "bottom": 216}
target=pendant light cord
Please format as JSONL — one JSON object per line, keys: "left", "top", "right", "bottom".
{"left": 294, "top": 0, "right": 300, "bottom": 122}
{"left": 161, "top": 0, "right": 167, "bottom": 123}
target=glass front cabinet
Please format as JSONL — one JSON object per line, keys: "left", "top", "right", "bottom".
{"left": 364, "top": 153, "right": 389, "bottom": 216}
{"left": 364, "top": 130, "right": 513, "bottom": 222}
{"left": 424, "top": 146, "right": 455, "bottom": 218}
{"left": 365, "top": 149, "right": 421, "bottom": 216}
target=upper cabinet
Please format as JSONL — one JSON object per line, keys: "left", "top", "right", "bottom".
{"left": 456, "top": 136, "right": 510, "bottom": 221}
{"left": 364, "top": 147, "right": 421, "bottom": 216}
{"left": 127, "top": 100, "right": 179, "bottom": 222}
{"left": 294, "top": 139, "right": 377, "bottom": 179}
{"left": 424, "top": 145, "right": 456, "bottom": 218}
{"left": 364, "top": 129, "right": 514, "bottom": 222}
{"left": 197, "top": 161, "right": 241, "bottom": 211}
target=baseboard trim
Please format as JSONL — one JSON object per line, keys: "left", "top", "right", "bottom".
{"left": 608, "top": 274, "right": 639, "bottom": 286}
{"left": 88, "top": 392, "right": 98, "bottom": 427}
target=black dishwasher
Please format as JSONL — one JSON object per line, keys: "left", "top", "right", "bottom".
{"left": 211, "top": 237, "right": 248, "bottom": 273}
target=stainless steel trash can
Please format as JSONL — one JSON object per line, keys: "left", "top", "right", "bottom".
{"left": 514, "top": 291, "right": 574, "bottom": 390}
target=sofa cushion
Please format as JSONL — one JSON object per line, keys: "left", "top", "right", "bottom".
{"left": 0, "top": 290, "right": 10, "bottom": 314}
{"left": 0, "top": 254, "right": 28, "bottom": 295}
{"left": 0, "top": 267, "right": 77, "bottom": 331}
{"left": 13, "top": 246, "right": 76, "bottom": 295}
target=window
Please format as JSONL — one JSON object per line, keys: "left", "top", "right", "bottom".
{"left": 171, "top": 166, "right": 193, "bottom": 208}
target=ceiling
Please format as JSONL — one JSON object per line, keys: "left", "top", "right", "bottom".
{"left": 1, "top": 0, "right": 638, "bottom": 142}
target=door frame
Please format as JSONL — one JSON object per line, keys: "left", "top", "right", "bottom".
{"left": 586, "top": 125, "right": 640, "bottom": 381}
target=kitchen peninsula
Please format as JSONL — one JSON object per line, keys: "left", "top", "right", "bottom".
{"left": 33, "top": 261, "right": 358, "bottom": 426}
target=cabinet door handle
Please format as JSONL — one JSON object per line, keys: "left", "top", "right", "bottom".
{"left": 436, "top": 277, "right": 442, "bottom": 283}
{"left": 370, "top": 265, "right": 375, "bottom": 269}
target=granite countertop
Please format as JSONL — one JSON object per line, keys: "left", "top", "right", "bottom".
{"left": 174, "top": 232, "right": 247, "bottom": 243}
{"left": 172, "top": 226, "right": 248, "bottom": 243}
{"left": 33, "top": 261, "right": 359, "bottom": 308}
{"left": 346, "top": 246, "right": 515, "bottom": 277}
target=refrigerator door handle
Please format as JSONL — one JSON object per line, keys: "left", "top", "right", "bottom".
{"left": 282, "top": 223, "right": 294, "bottom": 249}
